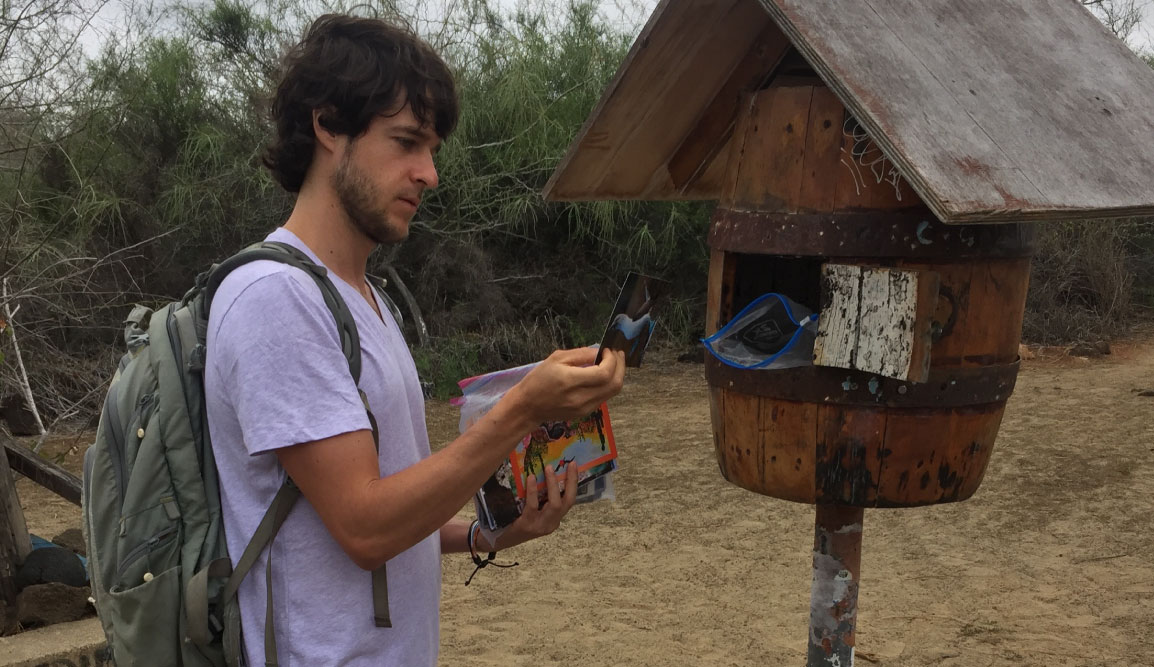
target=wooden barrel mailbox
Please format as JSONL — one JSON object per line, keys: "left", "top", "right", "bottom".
{"left": 544, "top": 0, "right": 1154, "bottom": 664}
{"left": 705, "top": 83, "right": 1034, "bottom": 510}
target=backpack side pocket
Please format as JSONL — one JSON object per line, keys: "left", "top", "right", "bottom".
{"left": 106, "top": 564, "right": 183, "bottom": 667}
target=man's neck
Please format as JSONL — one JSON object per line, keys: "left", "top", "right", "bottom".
{"left": 283, "top": 187, "right": 375, "bottom": 289}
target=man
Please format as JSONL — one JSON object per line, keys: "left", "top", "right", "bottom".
{"left": 204, "top": 14, "right": 625, "bottom": 666}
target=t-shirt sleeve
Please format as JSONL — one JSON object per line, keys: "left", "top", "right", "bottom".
{"left": 211, "top": 268, "right": 372, "bottom": 456}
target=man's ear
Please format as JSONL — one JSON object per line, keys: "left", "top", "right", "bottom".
{"left": 312, "top": 108, "right": 341, "bottom": 154}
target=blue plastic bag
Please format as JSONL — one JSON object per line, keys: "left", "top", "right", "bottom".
{"left": 702, "top": 293, "right": 818, "bottom": 369}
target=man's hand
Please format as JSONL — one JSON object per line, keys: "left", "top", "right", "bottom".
{"left": 480, "top": 461, "right": 580, "bottom": 552}
{"left": 473, "top": 347, "right": 623, "bottom": 552}
{"left": 503, "top": 347, "right": 625, "bottom": 425}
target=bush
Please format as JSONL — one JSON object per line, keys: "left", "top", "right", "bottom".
{"left": 1023, "top": 219, "right": 1152, "bottom": 344}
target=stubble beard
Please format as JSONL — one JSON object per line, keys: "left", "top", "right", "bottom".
{"left": 332, "top": 150, "right": 406, "bottom": 245}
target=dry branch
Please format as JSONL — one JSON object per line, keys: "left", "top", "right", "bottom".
{"left": 1, "top": 278, "right": 46, "bottom": 450}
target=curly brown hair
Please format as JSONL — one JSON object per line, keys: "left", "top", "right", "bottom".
{"left": 263, "top": 14, "right": 458, "bottom": 192}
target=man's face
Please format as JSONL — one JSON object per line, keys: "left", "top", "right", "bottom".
{"left": 331, "top": 104, "right": 441, "bottom": 245}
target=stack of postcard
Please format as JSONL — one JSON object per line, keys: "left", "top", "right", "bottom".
{"left": 456, "top": 271, "right": 669, "bottom": 530}
{"left": 469, "top": 401, "right": 618, "bottom": 530}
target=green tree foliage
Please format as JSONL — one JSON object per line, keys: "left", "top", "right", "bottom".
{"left": 404, "top": 1, "right": 711, "bottom": 357}
{"left": 3, "top": 0, "right": 1153, "bottom": 416}
{"left": 3, "top": 0, "right": 711, "bottom": 409}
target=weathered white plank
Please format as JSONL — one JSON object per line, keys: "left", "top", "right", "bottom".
{"left": 814, "top": 264, "right": 937, "bottom": 381}
{"left": 812, "top": 264, "right": 862, "bottom": 370}
{"left": 856, "top": 268, "right": 918, "bottom": 379}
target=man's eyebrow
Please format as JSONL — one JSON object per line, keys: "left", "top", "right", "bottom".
{"left": 395, "top": 124, "right": 433, "bottom": 138}
{"left": 394, "top": 123, "right": 442, "bottom": 151}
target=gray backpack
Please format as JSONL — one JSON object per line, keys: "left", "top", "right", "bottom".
{"left": 81, "top": 242, "right": 393, "bottom": 666}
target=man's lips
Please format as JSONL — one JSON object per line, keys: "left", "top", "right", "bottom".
{"left": 399, "top": 196, "right": 420, "bottom": 208}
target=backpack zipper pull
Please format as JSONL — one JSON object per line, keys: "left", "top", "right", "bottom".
{"left": 162, "top": 498, "right": 181, "bottom": 521}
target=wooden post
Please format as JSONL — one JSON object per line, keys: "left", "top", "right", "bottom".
{"left": 808, "top": 504, "right": 863, "bottom": 667}
{"left": 0, "top": 435, "right": 32, "bottom": 624}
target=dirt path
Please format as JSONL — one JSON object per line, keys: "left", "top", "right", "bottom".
{"left": 16, "top": 345, "right": 1154, "bottom": 665}
{"left": 433, "top": 347, "right": 1154, "bottom": 667}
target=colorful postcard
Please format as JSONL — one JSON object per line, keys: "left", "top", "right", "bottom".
{"left": 510, "top": 405, "right": 617, "bottom": 504}
{"left": 472, "top": 403, "right": 617, "bottom": 531}
{"left": 596, "top": 272, "right": 672, "bottom": 367}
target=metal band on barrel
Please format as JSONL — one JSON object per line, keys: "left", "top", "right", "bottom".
{"left": 708, "top": 209, "right": 1034, "bottom": 259}
{"left": 705, "top": 357, "right": 1020, "bottom": 408}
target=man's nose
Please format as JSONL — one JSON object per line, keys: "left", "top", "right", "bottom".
{"left": 415, "top": 151, "right": 438, "bottom": 189}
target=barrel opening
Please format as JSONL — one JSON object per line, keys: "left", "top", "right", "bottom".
{"left": 725, "top": 253, "right": 823, "bottom": 328}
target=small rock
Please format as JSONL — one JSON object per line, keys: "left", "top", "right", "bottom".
{"left": 17, "top": 583, "right": 91, "bottom": 628}
{"left": 1069, "top": 343, "right": 1105, "bottom": 358}
{"left": 15, "top": 547, "right": 87, "bottom": 590}
{"left": 677, "top": 347, "right": 705, "bottom": 364}
{"left": 1138, "top": 389, "right": 1154, "bottom": 397}
{"left": 50, "top": 528, "right": 86, "bottom": 557}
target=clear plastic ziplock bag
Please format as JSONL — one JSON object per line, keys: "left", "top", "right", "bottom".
{"left": 451, "top": 357, "right": 616, "bottom": 547}
{"left": 701, "top": 293, "right": 818, "bottom": 369}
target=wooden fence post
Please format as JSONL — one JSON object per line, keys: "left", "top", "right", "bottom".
{"left": 0, "top": 437, "right": 32, "bottom": 630}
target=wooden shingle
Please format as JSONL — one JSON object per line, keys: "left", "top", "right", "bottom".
{"left": 544, "top": 0, "right": 1154, "bottom": 224}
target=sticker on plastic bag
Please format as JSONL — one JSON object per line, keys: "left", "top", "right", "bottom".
{"left": 701, "top": 293, "right": 818, "bottom": 369}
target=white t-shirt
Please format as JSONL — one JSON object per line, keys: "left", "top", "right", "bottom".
{"left": 205, "top": 228, "right": 440, "bottom": 666}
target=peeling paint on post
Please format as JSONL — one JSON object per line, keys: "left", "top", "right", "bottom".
{"left": 808, "top": 504, "right": 864, "bottom": 667}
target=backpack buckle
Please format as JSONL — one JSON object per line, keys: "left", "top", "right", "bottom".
{"left": 189, "top": 344, "right": 207, "bottom": 373}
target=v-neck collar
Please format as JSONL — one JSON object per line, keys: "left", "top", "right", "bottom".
{"left": 268, "top": 227, "right": 387, "bottom": 325}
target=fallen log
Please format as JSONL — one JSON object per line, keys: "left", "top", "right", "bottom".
{"left": 1, "top": 436, "right": 81, "bottom": 507}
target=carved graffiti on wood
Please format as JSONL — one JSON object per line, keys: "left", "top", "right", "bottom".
{"left": 839, "top": 114, "right": 905, "bottom": 201}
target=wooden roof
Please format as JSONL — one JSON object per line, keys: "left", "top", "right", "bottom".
{"left": 543, "top": 0, "right": 1154, "bottom": 224}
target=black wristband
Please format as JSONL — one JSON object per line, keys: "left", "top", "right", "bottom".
{"left": 467, "top": 519, "right": 495, "bottom": 565}
{"left": 465, "top": 519, "right": 516, "bottom": 585}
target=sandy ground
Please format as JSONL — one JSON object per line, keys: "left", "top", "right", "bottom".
{"left": 15, "top": 345, "right": 1154, "bottom": 666}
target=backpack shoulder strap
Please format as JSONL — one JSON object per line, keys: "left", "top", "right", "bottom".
{"left": 186, "top": 242, "right": 392, "bottom": 659}
{"left": 200, "top": 241, "right": 364, "bottom": 384}
{"left": 366, "top": 274, "right": 405, "bottom": 332}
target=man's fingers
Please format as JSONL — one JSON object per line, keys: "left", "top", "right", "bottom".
{"left": 574, "top": 350, "right": 625, "bottom": 414}
{"left": 543, "top": 463, "right": 562, "bottom": 511}
{"left": 549, "top": 347, "right": 598, "bottom": 367}
{"left": 562, "top": 460, "right": 579, "bottom": 511}
{"left": 523, "top": 474, "right": 541, "bottom": 513}
{"left": 608, "top": 349, "right": 626, "bottom": 388}
{"left": 563, "top": 347, "right": 625, "bottom": 395}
